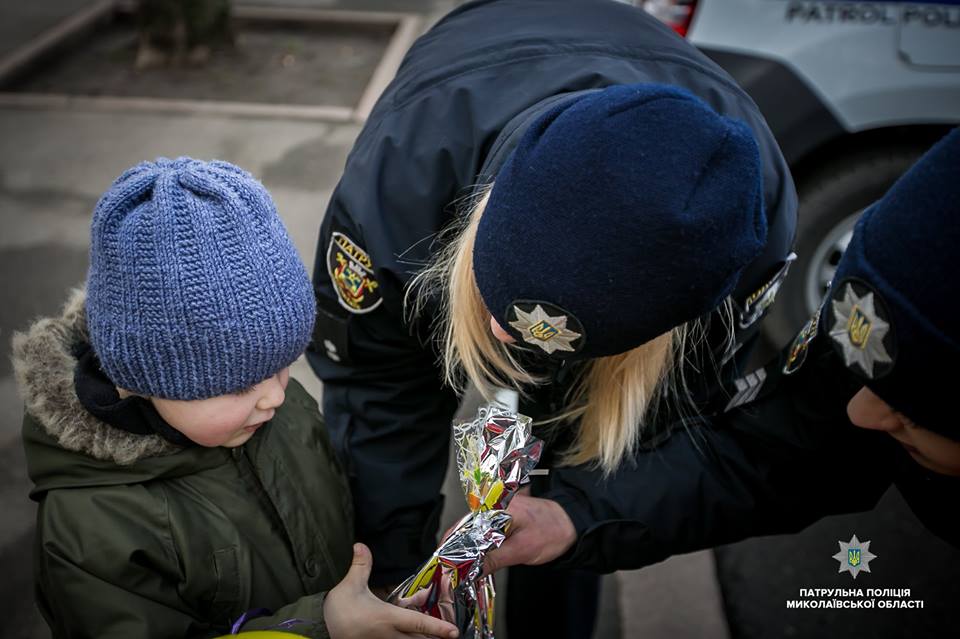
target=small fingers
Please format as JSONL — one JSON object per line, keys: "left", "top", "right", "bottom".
{"left": 390, "top": 606, "right": 459, "bottom": 639}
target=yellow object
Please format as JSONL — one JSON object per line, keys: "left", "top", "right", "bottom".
{"left": 482, "top": 480, "right": 504, "bottom": 510}
{"left": 403, "top": 555, "right": 440, "bottom": 598}
{"left": 213, "top": 632, "right": 306, "bottom": 638}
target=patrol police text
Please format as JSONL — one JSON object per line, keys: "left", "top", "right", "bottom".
{"left": 787, "top": 588, "right": 925, "bottom": 610}
{"left": 786, "top": 2, "right": 960, "bottom": 27}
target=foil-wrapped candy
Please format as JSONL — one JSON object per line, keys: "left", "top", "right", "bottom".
{"left": 388, "top": 404, "right": 543, "bottom": 638}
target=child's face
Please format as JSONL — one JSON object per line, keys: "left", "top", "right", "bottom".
{"left": 149, "top": 368, "right": 290, "bottom": 448}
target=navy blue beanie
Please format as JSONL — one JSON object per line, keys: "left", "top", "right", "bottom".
{"left": 472, "top": 84, "right": 767, "bottom": 359}
{"left": 86, "top": 157, "right": 316, "bottom": 400}
{"left": 822, "top": 128, "right": 960, "bottom": 439}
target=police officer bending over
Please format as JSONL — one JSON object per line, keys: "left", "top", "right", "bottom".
{"left": 308, "top": 1, "right": 797, "bottom": 637}
{"left": 485, "top": 127, "right": 960, "bottom": 579}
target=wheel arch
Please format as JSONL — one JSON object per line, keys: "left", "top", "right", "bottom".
{"left": 789, "top": 124, "right": 956, "bottom": 189}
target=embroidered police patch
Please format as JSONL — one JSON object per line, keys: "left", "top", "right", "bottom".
{"left": 507, "top": 301, "right": 584, "bottom": 356}
{"left": 825, "top": 278, "right": 896, "bottom": 379}
{"left": 739, "top": 253, "right": 796, "bottom": 329}
{"left": 326, "top": 232, "right": 382, "bottom": 314}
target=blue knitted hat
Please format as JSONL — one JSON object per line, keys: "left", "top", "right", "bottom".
{"left": 821, "top": 128, "right": 960, "bottom": 439}
{"left": 473, "top": 84, "right": 767, "bottom": 359}
{"left": 86, "top": 157, "right": 316, "bottom": 400}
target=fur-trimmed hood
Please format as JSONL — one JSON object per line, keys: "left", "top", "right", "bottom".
{"left": 12, "top": 290, "right": 179, "bottom": 469}
{"left": 14, "top": 291, "right": 236, "bottom": 498}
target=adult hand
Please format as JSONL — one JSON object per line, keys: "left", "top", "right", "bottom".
{"left": 482, "top": 494, "right": 577, "bottom": 575}
{"left": 324, "top": 543, "right": 459, "bottom": 639}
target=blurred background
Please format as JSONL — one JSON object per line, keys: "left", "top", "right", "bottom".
{"left": 1, "top": 0, "right": 957, "bottom": 637}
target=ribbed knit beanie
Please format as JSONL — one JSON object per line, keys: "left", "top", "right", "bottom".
{"left": 473, "top": 84, "right": 767, "bottom": 359}
{"left": 86, "top": 157, "right": 316, "bottom": 400}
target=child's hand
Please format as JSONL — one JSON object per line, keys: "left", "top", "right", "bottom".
{"left": 324, "top": 543, "right": 459, "bottom": 639}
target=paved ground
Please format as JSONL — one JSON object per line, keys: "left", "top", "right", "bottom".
{"left": 0, "top": 0, "right": 95, "bottom": 59}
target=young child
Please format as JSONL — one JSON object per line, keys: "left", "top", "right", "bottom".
{"left": 12, "top": 158, "right": 458, "bottom": 639}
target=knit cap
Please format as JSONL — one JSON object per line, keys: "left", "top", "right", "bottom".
{"left": 86, "top": 157, "right": 316, "bottom": 400}
{"left": 473, "top": 84, "right": 767, "bottom": 359}
{"left": 821, "top": 128, "right": 960, "bottom": 439}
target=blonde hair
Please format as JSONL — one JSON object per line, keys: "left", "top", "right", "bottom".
{"left": 408, "top": 185, "right": 722, "bottom": 475}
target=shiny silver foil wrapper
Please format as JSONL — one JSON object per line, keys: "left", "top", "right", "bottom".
{"left": 388, "top": 404, "right": 543, "bottom": 638}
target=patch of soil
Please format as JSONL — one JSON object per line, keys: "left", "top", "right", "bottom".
{"left": 10, "top": 15, "right": 393, "bottom": 107}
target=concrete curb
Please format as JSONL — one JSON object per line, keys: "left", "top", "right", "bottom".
{"left": 0, "top": 93, "right": 356, "bottom": 122}
{"left": 0, "top": 0, "right": 114, "bottom": 87}
{"left": 356, "top": 15, "right": 422, "bottom": 121}
{"left": 0, "top": 2, "right": 424, "bottom": 123}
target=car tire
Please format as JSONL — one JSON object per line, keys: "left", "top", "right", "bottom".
{"left": 763, "top": 145, "right": 927, "bottom": 349}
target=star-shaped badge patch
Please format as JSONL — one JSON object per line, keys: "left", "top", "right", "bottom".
{"left": 827, "top": 279, "right": 895, "bottom": 379}
{"left": 508, "top": 303, "right": 583, "bottom": 355}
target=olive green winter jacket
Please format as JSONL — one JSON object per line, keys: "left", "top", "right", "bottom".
{"left": 13, "top": 291, "right": 353, "bottom": 638}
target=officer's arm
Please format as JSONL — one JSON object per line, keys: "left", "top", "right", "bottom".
{"left": 306, "top": 98, "right": 480, "bottom": 587}
{"left": 543, "top": 344, "right": 899, "bottom": 573}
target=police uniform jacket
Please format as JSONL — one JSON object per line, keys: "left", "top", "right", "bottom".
{"left": 308, "top": 0, "right": 801, "bottom": 585}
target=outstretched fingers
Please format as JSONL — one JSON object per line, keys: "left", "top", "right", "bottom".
{"left": 388, "top": 605, "right": 459, "bottom": 639}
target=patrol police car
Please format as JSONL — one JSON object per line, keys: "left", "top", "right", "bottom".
{"left": 628, "top": 0, "right": 960, "bottom": 345}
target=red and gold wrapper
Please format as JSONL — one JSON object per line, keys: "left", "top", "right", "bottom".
{"left": 388, "top": 405, "right": 543, "bottom": 638}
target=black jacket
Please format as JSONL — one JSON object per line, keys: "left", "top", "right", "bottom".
{"left": 546, "top": 331, "right": 905, "bottom": 572}
{"left": 308, "top": 0, "right": 799, "bottom": 585}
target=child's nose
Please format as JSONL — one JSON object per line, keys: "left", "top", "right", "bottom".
{"left": 256, "top": 373, "right": 286, "bottom": 410}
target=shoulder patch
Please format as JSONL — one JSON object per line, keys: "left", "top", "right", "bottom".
{"left": 326, "top": 232, "right": 382, "bottom": 314}
{"left": 738, "top": 253, "right": 796, "bottom": 330}
{"left": 724, "top": 368, "right": 768, "bottom": 412}
{"left": 783, "top": 306, "right": 821, "bottom": 376}
{"left": 824, "top": 277, "right": 896, "bottom": 379}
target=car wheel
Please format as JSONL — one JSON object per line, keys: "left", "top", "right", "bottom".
{"left": 763, "top": 146, "right": 927, "bottom": 349}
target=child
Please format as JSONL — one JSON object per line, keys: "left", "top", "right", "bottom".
{"left": 12, "top": 158, "right": 458, "bottom": 639}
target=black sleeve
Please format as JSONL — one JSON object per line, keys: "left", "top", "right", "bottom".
{"left": 542, "top": 340, "right": 898, "bottom": 573}
{"left": 306, "top": 95, "right": 478, "bottom": 587}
